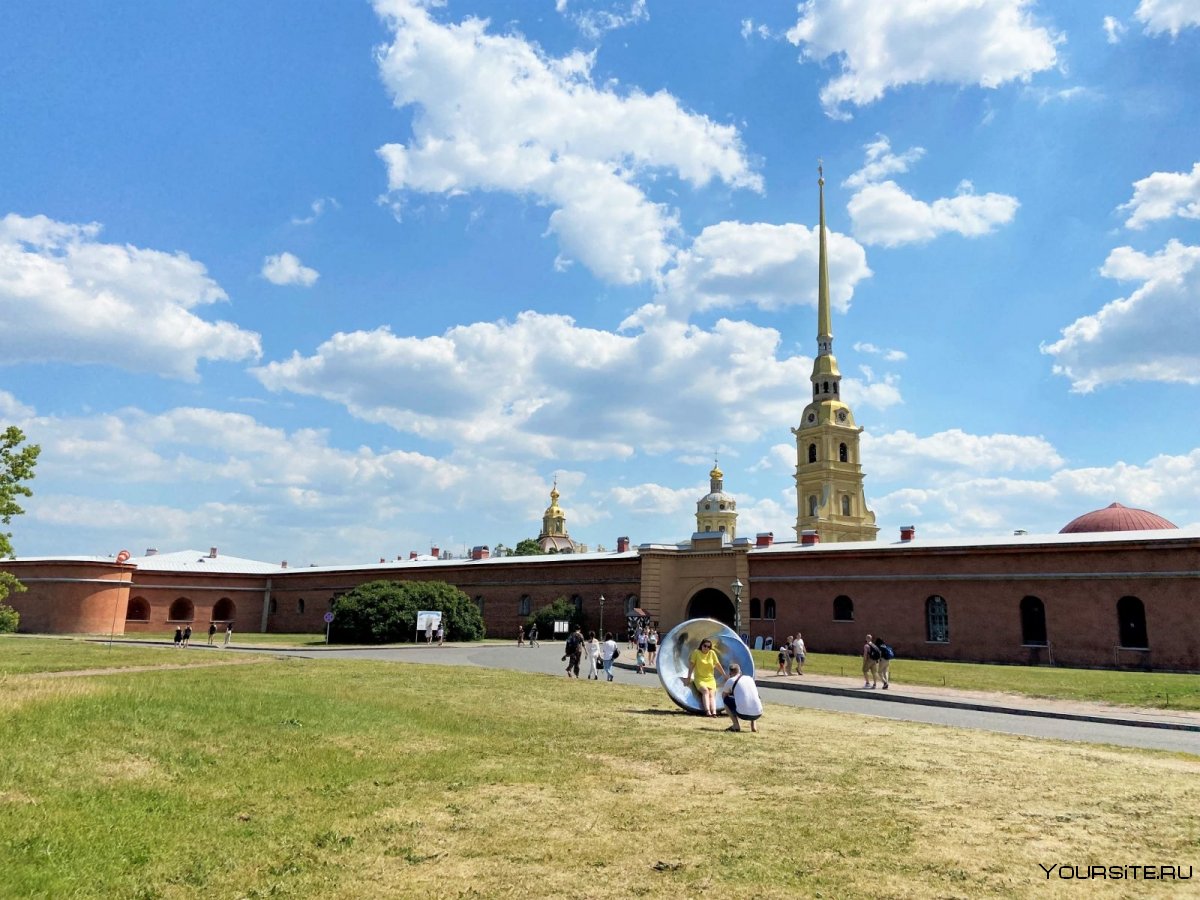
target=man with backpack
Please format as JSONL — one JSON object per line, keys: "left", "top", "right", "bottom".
{"left": 862, "top": 633, "right": 880, "bottom": 689}
{"left": 563, "top": 627, "right": 584, "bottom": 678}
{"left": 875, "top": 637, "right": 895, "bottom": 689}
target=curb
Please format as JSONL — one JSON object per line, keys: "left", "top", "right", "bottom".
{"left": 612, "top": 661, "right": 1200, "bottom": 734}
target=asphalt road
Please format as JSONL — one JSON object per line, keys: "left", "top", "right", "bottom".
{"left": 261, "top": 641, "right": 1200, "bottom": 755}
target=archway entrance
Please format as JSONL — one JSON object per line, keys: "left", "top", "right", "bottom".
{"left": 686, "top": 588, "right": 735, "bottom": 626}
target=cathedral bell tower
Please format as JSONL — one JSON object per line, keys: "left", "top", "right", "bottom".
{"left": 791, "top": 165, "right": 878, "bottom": 543}
{"left": 538, "top": 478, "right": 576, "bottom": 553}
{"left": 695, "top": 460, "right": 738, "bottom": 538}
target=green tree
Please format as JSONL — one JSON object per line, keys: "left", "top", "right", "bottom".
{"left": 512, "top": 538, "right": 544, "bottom": 556}
{"left": 0, "top": 427, "right": 40, "bottom": 631}
{"left": 526, "top": 597, "right": 585, "bottom": 643}
{"left": 330, "top": 580, "right": 485, "bottom": 644}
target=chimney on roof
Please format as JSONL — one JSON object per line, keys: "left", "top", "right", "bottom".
{"left": 471, "top": 545, "right": 490, "bottom": 560}
{"left": 145, "top": 548, "right": 158, "bottom": 556}
{"left": 379, "top": 557, "right": 385, "bottom": 563}
{"left": 431, "top": 545, "right": 440, "bottom": 558}
{"left": 755, "top": 532, "right": 774, "bottom": 548}
{"left": 800, "top": 530, "right": 820, "bottom": 546}
{"left": 900, "top": 525, "right": 915, "bottom": 542}
{"left": 409, "top": 551, "right": 418, "bottom": 560}
{"left": 616, "top": 536, "right": 630, "bottom": 553}
{"left": 209, "top": 547, "right": 218, "bottom": 558}
{"left": 281, "top": 561, "right": 288, "bottom": 569}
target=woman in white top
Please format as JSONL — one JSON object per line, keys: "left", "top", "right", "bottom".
{"left": 600, "top": 632, "right": 618, "bottom": 682}
{"left": 585, "top": 631, "right": 601, "bottom": 680}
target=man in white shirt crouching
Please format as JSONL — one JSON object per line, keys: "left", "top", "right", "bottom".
{"left": 721, "top": 663, "right": 764, "bottom": 732}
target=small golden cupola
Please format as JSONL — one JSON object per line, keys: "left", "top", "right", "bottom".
{"left": 538, "top": 478, "right": 575, "bottom": 553}
{"left": 695, "top": 459, "right": 738, "bottom": 538}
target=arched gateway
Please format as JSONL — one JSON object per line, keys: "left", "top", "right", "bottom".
{"left": 686, "top": 588, "right": 735, "bottom": 626}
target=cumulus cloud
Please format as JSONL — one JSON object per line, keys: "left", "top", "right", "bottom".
{"left": 1135, "top": 0, "right": 1200, "bottom": 36}
{"left": 741, "top": 19, "right": 772, "bottom": 40}
{"left": 863, "top": 428, "right": 1063, "bottom": 483}
{"left": 261, "top": 252, "right": 320, "bottom": 287}
{"left": 557, "top": 0, "right": 648, "bottom": 39}
{"left": 651, "top": 220, "right": 871, "bottom": 318}
{"left": 1041, "top": 240, "right": 1200, "bottom": 391}
{"left": 1119, "top": 162, "right": 1200, "bottom": 229}
{"left": 252, "top": 310, "right": 902, "bottom": 463}
{"left": 0, "top": 213, "right": 261, "bottom": 381}
{"left": 843, "top": 137, "right": 1019, "bottom": 246}
{"left": 853, "top": 341, "right": 907, "bottom": 362}
{"left": 786, "top": 0, "right": 1060, "bottom": 117}
{"left": 373, "top": 0, "right": 760, "bottom": 286}
{"left": 1102, "top": 15, "right": 1128, "bottom": 43}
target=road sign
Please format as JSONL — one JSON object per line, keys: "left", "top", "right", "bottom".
{"left": 323, "top": 612, "right": 334, "bottom": 623}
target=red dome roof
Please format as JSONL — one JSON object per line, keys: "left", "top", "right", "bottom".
{"left": 1059, "top": 502, "right": 1177, "bottom": 534}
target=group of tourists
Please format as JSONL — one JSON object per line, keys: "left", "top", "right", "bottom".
{"left": 630, "top": 624, "right": 659, "bottom": 673}
{"left": 516, "top": 623, "right": 540, "bottom": 647}
{"left": 775, "top": 633, "right": 807, "bottom": 676}
{"left": 172, "top": 622, "right": 232, "bottom": 647}
{"left": 562, "top": 628, "right": 620, "bottom": 681}
{"left": 424, "top": 623, "right": 445, "bottom": 646}
{"left": 862, "top": 633, "right": 895, "bottom": 688}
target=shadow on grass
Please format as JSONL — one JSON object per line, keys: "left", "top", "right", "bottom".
{"left": 624, "top": 707, "right": 686, "bottom": 716}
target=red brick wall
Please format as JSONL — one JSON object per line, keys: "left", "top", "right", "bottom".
{"left": 3, "top": 561, "right": 132, "bottom": 634}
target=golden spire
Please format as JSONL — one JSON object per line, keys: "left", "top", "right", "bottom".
{"left": 817, "top": 160, "right": 832, "bottom": 350}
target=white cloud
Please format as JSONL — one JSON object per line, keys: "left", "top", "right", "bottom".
{"left": 261, "top": 252, "right": 320, "bottom": 287}
{"left": 373, "top": 0, "right": 760, "bottom": 285}
{"left": 853, "top": 341, "right": 907, "bottom": 362}
{"left": 252, "top": 310, "right": 902, "bottom": 462}
{"left": 290, "top": 197, "right": 339, "bottom": 226}
{"left": 1102, "top": 15, "right": 1128, "bottom": 43}
{"left": 786, "top": 0, "right": 1060, "bottom": 117}
{"left": 740, "top": 19, "right": 772, "bottom": 40}
{"left": 558, "top": 0, "right": 648, "bottom": 40}
{"left": 1042, "top": 240, "right": 1200, "bottom": 391}
{"left": 0, "top": 390, "right": 34, "bottom": 420}
{"left": 652, "top": 220, "right": 872, "bottom": 318}
{"left": 0, "top": 213, "right": 261, "bottom": 381}
{"left": 1135, "top": 0, "right": 1200, "bottom": 36}
{"left": 1119, "top": 162, "right": 1200, "bottom": 230}
{"left": 863, "top": 428, "right": 1063, "bottom": 483}
{"left": 843, "top": 138, "right": 1019, "bottom": 246}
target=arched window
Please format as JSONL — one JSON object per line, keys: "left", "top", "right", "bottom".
{"left": 749, "top": 598, "right": 761, "bottom": 619}
{"left": 823, "top": 381, "right": 830, "bottom": 393}
{"left": 474, "top": 595, "right": 485, "bottom": 615}
{"left": 808, "top": 443, "right": 817, "bottom": 463}
{"left": 1020, "top": 596, "right": 1047, "bottom": 646}
{"left": 268, "top": 598, "right": 278, "bottom": 615}
{"left": 571, "top": 594, "right": 583, "bottom": 613}
{"left": 833, "top": 382, "right": 838, "bottom": 395}
{"left": 839, "top": 442, "right": 848, "bottom": 462}
{"left": 625, "top": 595, "right": 638, "bottom": 616}
{"left": 297, "top": 598, "right": 305, "bottom": 614}
{"left": 833, "top": 595, "right": 853, "bottom": 621}
{"left": 841, "top": 495, "right": 851, "bottom": 516}
{"left": 212, "top": 597, "right": 236, "bottom": 622}
{"left": 808, "top": 495, "right": 818, "bottom": 516}
{"left": 125, "top": 597, "right": 150, "bottom": 622}
{"left": 764, "top": 598, "right": 776, "bottom": 620}
{"left": 168, "top": 597, "right": 194, "bottom": 622}
{"left": 926, "top": 595, "right": 950, "bottom": 642}
{"left": 1117, "top": 596, "right": 1148, "bottom": 649}
{"left": 519, "top": 595, "right": 531, "bottom": 616}
{"left": 718, "top": 525, "right": 726, "bottom": 532}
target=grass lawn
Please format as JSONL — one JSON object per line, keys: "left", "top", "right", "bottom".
{"left": 1, "top": 641, "right": 1197, "bottom": 898}
{"left": 750, "top": 649, "right": 1200, "bottom": 711}
{"left": 0, "top": 636, "right": 268, "bottom": 676}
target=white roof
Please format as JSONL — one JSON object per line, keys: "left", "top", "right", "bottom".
{"left": 127, "top": 550, "right": 283, "bottom": 575}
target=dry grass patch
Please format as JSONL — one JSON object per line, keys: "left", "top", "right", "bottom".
{"left": 0, "top": 656, "right": 1196, "bottom": 899}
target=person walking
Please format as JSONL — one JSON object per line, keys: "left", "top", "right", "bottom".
{"left": 685, "top": 637, "right": 726, "bottom": 717}
{"left": 207, "top": 622, "right": 217, "bottom": 646}
{"left": 600, "top": 632, "right": 618, "bottom": 681}
{"left": 875, "top": 637, "right": 893, "bottom": 689}
{"left": 528, "top": 623, "right": 539, "bottom": 647}
{"left": 646, "top": 627, "right": 659, "bottom": 667}
{"left": 563, "top": 627, "right": 584, "bottom": 678}
{"left": 435, "top": 624, "right": 444, "bottom": 647}
{"left": 182, "top": 624, "right": 192, "bottom": 648}
{"left": 862, "top": 633, "right": 879, "bottom": 688}
{"left": 721, "top": 663, "right": 764, "bottom": 732}
{"left": 173, "top": 626, "right": 182, "bottom": 648}
{"left": 425, "top": 622, "right": 434, "bottom": 645}
{"left": 224, "top": 621, "right": 233, "bottom": 648}
{"left": 516, "top": 625, "right": 525, "bottom": 647}
{"left": 792, "top": 633, "right": 807, "bottom": 675}
{"left": 777, "top": 638, "right": 791, "bottom": 676}
{"left": 585, "top": 631, "right": 601, "bottom": 680}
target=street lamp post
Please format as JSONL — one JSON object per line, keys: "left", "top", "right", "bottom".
{"left": 599, "top": 594, "right": 606, "bottom": 636}
{"left": 731, "top": 578, "right": 744, "bottom": 639}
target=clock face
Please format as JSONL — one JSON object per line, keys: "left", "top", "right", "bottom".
{"left": 836, "top": 409, "right": 848, "bottom": 423}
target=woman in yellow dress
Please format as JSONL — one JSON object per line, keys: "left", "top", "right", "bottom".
{"left": 685, "top": 638, "right": 727, "bottom": 717}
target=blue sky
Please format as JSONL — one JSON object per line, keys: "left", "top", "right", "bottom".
{"left": 2, "top": 0, "right": 1199, "bottom": 564}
